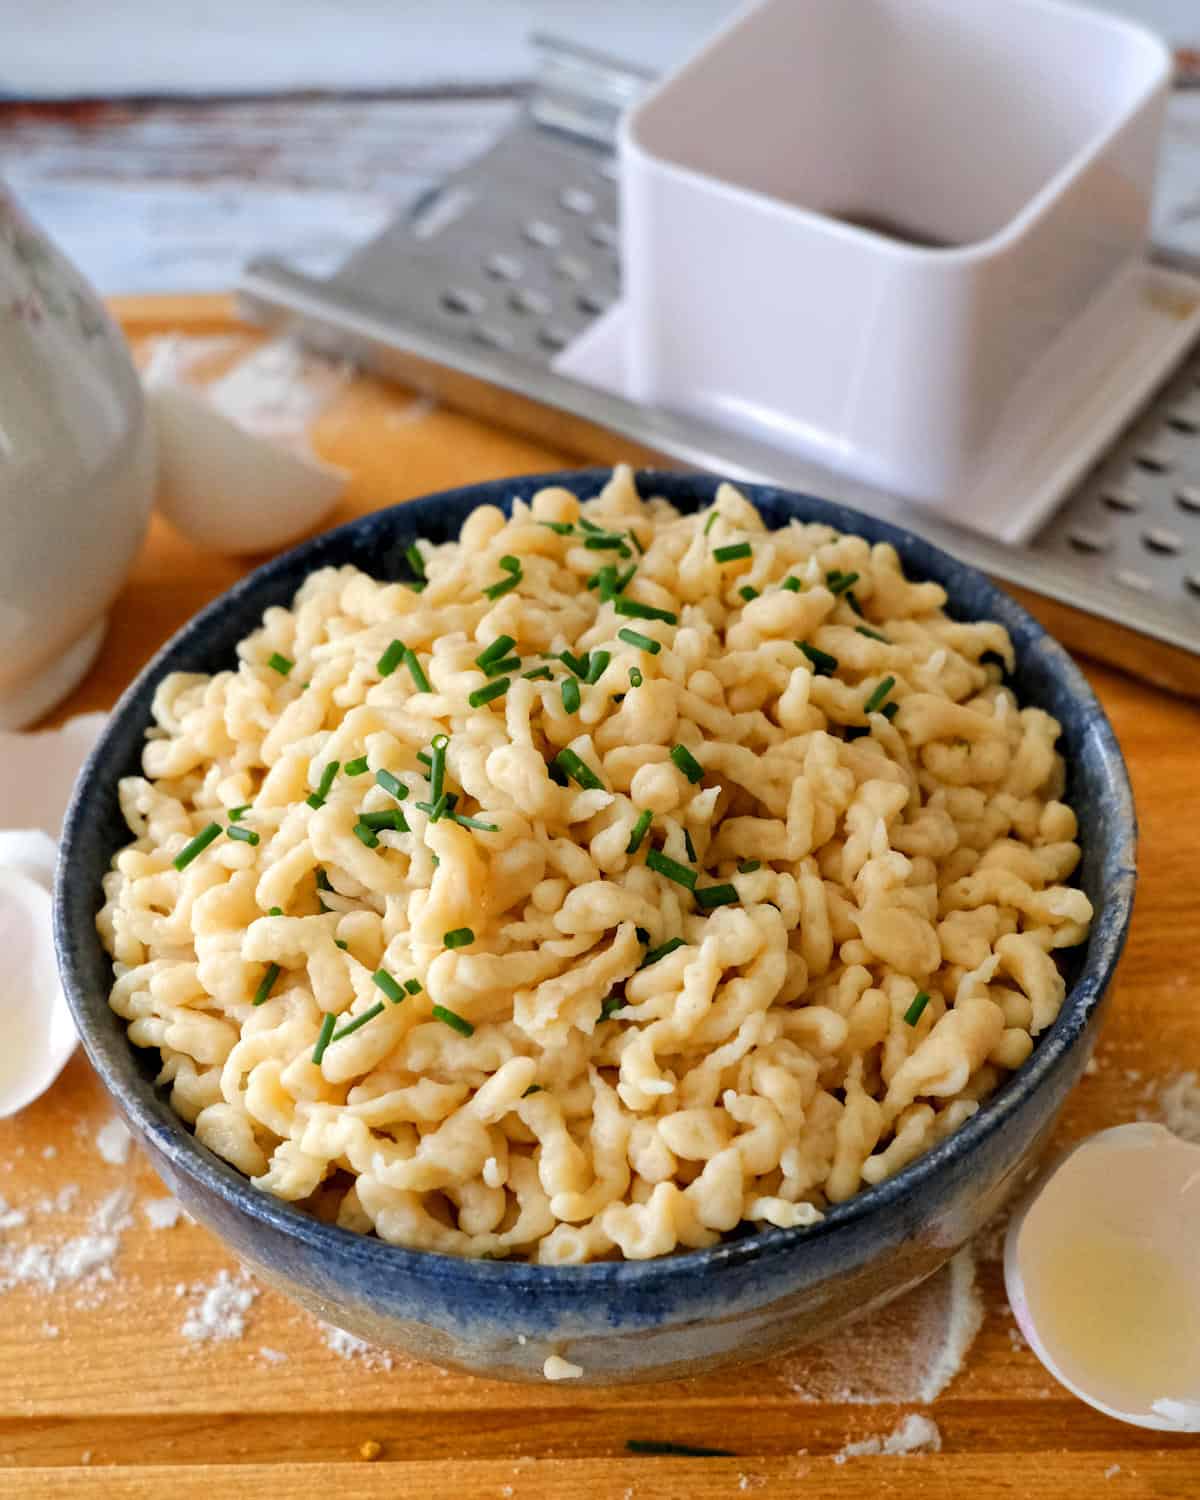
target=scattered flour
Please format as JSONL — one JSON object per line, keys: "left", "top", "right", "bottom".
{"left": 1104, "top": 1464, "right": 1122, "bottom": 1479}
{"left": 834, "top": 1414, "right": 942, "bottom": 1462}
{"left": 143, "top": 1199, "right": 184, "bottom": 1231}
{"left": 543, "top": 1354, "right": 583, "bottom": 1381}
{"left": 0, "top": 1197, "right": 28, "bottom": 1232}
{"left": 41, "top": 1146, "right": 57, "bottom": 1160}
{"left": 1157, "top": 1072, "right": 1200, "bottom": 1143}
{"left": 323, "top": 1324, "right": 394, "bottom": 1372}
{"left": 258, "top": 1346, "right": 288, "bottom": 1365}
{"left": 41, "top": 1323, "right": 59, "bottom": 1339}
{"left": 181, "top": 1270, "right": 258, "bottom": 1344}
{"left": 0, "top": 1188, "right": 133, "bottom": 1295}
{"left": 95, "top": 1118, "right": 132, "bottom": 1167}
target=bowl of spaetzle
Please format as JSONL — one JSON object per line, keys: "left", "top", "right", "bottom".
{"left": 56, "top": 466, "right": 1135, "bottom": 1383}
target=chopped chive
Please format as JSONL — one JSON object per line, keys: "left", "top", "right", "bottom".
{"left": 227, "top": 824, "right": 260, "bottom": 845}
{"left": 629, "top": 666, "right": 643, "bottom": 688}
{"left": 416, "top": 792, "right": 449, "bottom": 822}
{"left": 227, "top": 804, "right": 250, "bottom": 822}
{"left": 430, "top": 734, "right": 448, "bottom": 802}
{"left": 431, "top": 853, "right": 440, "bottom": 866}
{"left": 252, "top": 963, "right": 281, "bottom": 1007}
{"left": 416, "top": 751, "right": 432, "bottom": 771}
{"left": 173, "top": 822, "right": 221, "bottom": 871}
{"left": 797, "top": 641, "right": 839, "bottom": 677}
{"left": 577, "top": 516, "right": 603, "bottom": 534}
{"left": 523, "top": 666, "right": 553, "bottom": 681}
{"left": 450, "top": 812, "right": 499, "bottom": 832}
{"left": 584, "top": 537, "right": 630, "bottom": 557}
{"left": 670, "top": 745, "right": 704, "bottom": 784}
{"left": 499, "top": 554, "right": 521, "bottom": 574}
{"left": 267, "top": 652, "right": 294, "bottom": 676}
{"left": 344, "top": 756, "right": 369, "bottom": 777}
{"left": 696, "top": 883, "right": 738, "bottom": 909}
{"left": 404, "top": 978, "right": 422, "bottom": 995}
{"left": 522, "top": 1083, "right": 543, "bottom": 1097}
{"left": 312, "top": 1011, "right": 335, "bottom": 1062}
{"left": 468, "top": 678, "right": 510, "bottom": 708}
{"left": 306, "top": 760, "right": 340, "bottom": 810}
{"left": 405, "top": 542, "right": 426, "bottom": 579}
{"left": 443, "top": 928, "right": 475, "bottom": 949}
{"left": 618, "top": 627, "right": 661, "bottom": 655}
{"left": 375, "top": 770, "right": 408, "bottom": 802}
{"left": 332, "top": 1001, "right": 386, "bottom": 1043}
{"left": 315, "top": 867, "right": 332, "bottom": 891}
{"left": 373, "top": 969, "right": 405, "bottom": 1004}
{"left": 538, "top": 520, "right": 574, "bottom": 535}
{"left": 404, "top": 648, "right": 431, "bottom": 694}
{"left": 703, "top": 509, "right": 721, "bottom": 536}
{"left": 588, "top": 564, "right": 618, "bottom": 598}
{"left": 626, "top": 809, "right": 653, "bottom": 855}
{"left": 432, "top": 1004, "right": 474, "bottom": 1037}
{"left": 737, "top": 860, "right": 761, "bottom": 874}
{"left": 639, "top": 936, "right": 685, "bottom": 968}
{"left": 626, "top": 1440, "right": 734, "bottom": 1459}
{"left": 881, "top": 701, "right": 899, "bottom": 721}
{"left": 683, "top": 828, "right": 697, "bottom": 862}
{"left": 334, "top": 939, "right": 348, "bottom": 951}
{"left": 863, "top": 675, "right": 897, "bottom": 715}
{"left": 614, "top": 597, "right": 677, "bottom": 625}
{"left": 561, "top": 677, "right": 581, "bottom": 714}
{"left": 629, "top": 530, "right": 645, "bottom": 555}
{"left": 553, "top": 748, "right": 604, "bottom": 791}
{"left": 845, "top": 591, "right": 865, "bottom": 618}
{"left": 268, "top": 907, "right": 283, "bottom": 916}
{"left": 377, "top": 639, "right": 406, "bottom": 677}
{"left": 614, "top": 563, "right": 638, "bottom": 593}
{"left": 827, "top": 570, "right": 860, "bottom": 596}
{"left": 476, "top": 635, "right": 516, "bottom": 669}
{"left": 904, "top": 990, "right": 931, "bottom": 1026}
{"left": 360, "top": 809, "right": 409, "bottom": 832}
{"left": 739, "top": 585, "right": 759, "bottom": 602}
{"left": 646, "top": 849, "right": 697, "bottom": 890}
{"left": 353, "top": 821, "right": 380, "bottom": 848}
{"left": 599, "top": 994, "right": 626, "bottom": 1020}
{"left": 855, "top": 625, "right": 890, "bottom": 643}
{"left": 481, "top": 654, "right": 520, "bottom": 679}
{"left": 483, "top": 572, "right": 521, "bottom": 601}
{"left": 559, "top": 649, "right": 589, "bottom": 680}
{"left": 713, "top": 542, "right": 752, "bottom": 563}
{"left": 585, "top": 650, "right": 611, "bottom": 684}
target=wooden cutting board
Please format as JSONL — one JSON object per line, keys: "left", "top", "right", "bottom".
{"left": 2, "top": 296, "right": 1197, "bottom": 1499}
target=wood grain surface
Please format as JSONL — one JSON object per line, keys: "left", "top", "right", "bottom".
{"left": 2, "top": 297, "right": 1197, "bottom": 1498}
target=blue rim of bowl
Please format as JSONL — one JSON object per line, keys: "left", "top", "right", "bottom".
{"left": 56, "top": 467, "right": 1137, "bottom": 1296}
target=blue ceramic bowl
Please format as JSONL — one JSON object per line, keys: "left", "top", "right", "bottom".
{"left": 56, "top": 469, "right": 1136, "bottom": 1384}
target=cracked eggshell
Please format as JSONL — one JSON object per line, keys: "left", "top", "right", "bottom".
{"left": 149, "top": 382, "right": 347, "bottom": 555}
{"left": 1004, "top": 1122, "right": 1200, "bottom": 1431}
{"left": 0, "top": 868, "right": 76, "bottom": 1118}
{"left": 0, "top": 712, "right": 107, "bottom": 839}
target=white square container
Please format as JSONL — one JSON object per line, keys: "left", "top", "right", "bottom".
{"left": 618, "top": 0, "right": 1172, "bottom": 513}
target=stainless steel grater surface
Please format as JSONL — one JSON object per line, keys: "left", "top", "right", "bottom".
{"left": 238, "top": 36, "right": 1200, "bottom": 696}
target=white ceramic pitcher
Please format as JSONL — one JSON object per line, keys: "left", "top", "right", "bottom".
{"left": 0, "top": 187, "right": 156, "bottom": 729}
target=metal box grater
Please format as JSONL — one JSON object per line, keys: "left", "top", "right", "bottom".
{"left": 238, "top": 36, "right": 1200, "bottom": 697}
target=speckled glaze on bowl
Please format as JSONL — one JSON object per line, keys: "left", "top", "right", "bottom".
{"left": 55, "top": 469, "right": 1136, "bottom": 1385}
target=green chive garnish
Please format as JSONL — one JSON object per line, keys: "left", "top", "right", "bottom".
{"left": 703, "top": 510, "right": 721, "bottom": 536}
{"left": 523, "top": 666, "right": 553, "bottom": 681}
{"left": 227, "top": 805, "right": 250, "bottom": 822}
{"left": 416, "top": 751, "right": 432, "bottom": 770}
{"left": 646, "top": 849, "right": 697, "bottom": 890}
{"left": 468, "top": 678, "right": 509, "bottom": 708}
{"left": 538, "top": 520, "right": 574, "bottom": 535}
{"left": 846, "top": 591, "right": 865, "bottom": 618}
{"left": 798, "top": 642, "right": 838, "bottom": 676}
{"left": 904, "top": 991, "right": 931, "bottom": 1026}
{"left": 373, "top": 969, "right": 405, "bottom": 1004}
{"left": 404, "top": 978, "right": 422, "bottom": 995}
{"left": 738, "top": 860, "right": 761, "bottom": 874}
{"left": 614, "top": 598, "right": 677, "bottom": 625}
{"left": 432, "top": 1004, "right": 474, "bottom": 1037}
{"left": 405, "top": 542, "right": 426, "bottom": 579}
{"left": 629, "top": 530, "right": 645, "bottom": 555}
{"left": 334, "top": 939, "right": 348, "bottom": 951}
{"left": 626, "top": 809, "right": 652, "bottom": 854}
{"left": 227, "top": 824, "right": 260, "bottom": 845}
{"left": 476, "top": 636, "right": 515, "bottom": 669}
{"left": 306, "top": 760, "right": 340, "bottom": 810}
{"left": 450, "top": 812, "right": 499, "bottom": 831}
{"left": 863, "top": 675, "right": 897, "bottom": 715}
{"left": 444, "top": 927, "right": 475, "bottom": 949}
{"left": 404, "top": 648, "right": 431, "bottom": 694}
{"left": 629, "top": 666, "right": 643, "bottom": 688}
{"left": 559, "top": 649, "right": 589, "bottom": 680}
{"left": 683, "top": 828, "right": 697, "bottom": 862}
{"left": 881, "top": 701, "right": 899, "bottom": 721}
{"left": 360, "top": 809, "right": 409, "bottom": 833}
{"left": 583, "top": 534, "right": 628, "bottom": 552}
{"left": 577, "top": 516, "right": 603, "bottom": 533}
{"left": 252, "top": 963, "right": 281, "bottom": 1007}
{"left": 856, "top": 625, "right": 890, "bottom": 643}
{"left": 268, "top": 907, "right": 283, "bottom": 916}
{"left": 614, "top": 563, "right": 637, "bottom": 593}
{"left": 553, "top": 748, "right": 604, "bottom": 790}
{"left": 173, "top": 823, "right": 221, "bottom": 871}
{"left": 713, "top": 542, "right": 752, "bottom": 563}
{"left": 375, "top": 769, "right": 408, "bottom": 801}
{"left": 618, "top": 627, "right": 661, "bottom": 655}
{"left": 499, "top": 555, "right": 521, "bottom": 574}
{"left": 739, "top": 585, "right": 759, "bottom": 602}
{"left": 344, "top": 756, "right": 369, "bottom": 777}
{"left": 522, "top": 1083, "right": 543, "bottom": 1097}
{"left": 561, "top": 677, "right": 581, "bottom": 713}
{"left": 599, "top": 994, "right": 626, "bottom": 1020}
{"left": 416, "top": 792, "right": 449, "bottom": 822}
{"left": 332, "top": 1002, "right": 385, "bottom": 1043}
{"left": 312, "top": 1012, "right": 335, "bottom": 1063}
{"left": 482, "top": 656, "right": 520, "bottom": 680}
{"left": 585, "top": 650, "right": 611, "bottom": 684}
{"left": 781, "top": 576, "right": 803, "bottom": 593}
{"left": 377, "top": 639, "right": 406, "bottom": 677}
{"left": 670, "top": 745, "right": 704, "bottom": 784}
{"left": 696, "top": 883, "right": 738, "bottom": 909}
{"left": 430, "top": 734, "right": 448, "bottom": 803}
{"left": 267, "top": 652, "right": 293, "bottom": 676}
{"left": 640, "top": 936, "right": 685, "bottom": 968}
{"left": 353, "top": 821, "right": 380, "bottom": 848}
{"left": 483, "top": 572, "right": 521, "bottom": 601}
{"left": 827, "top": 570, "right": 860, "bottom": 596}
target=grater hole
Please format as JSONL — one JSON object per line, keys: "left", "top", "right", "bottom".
{"left": 1102, "top": 487, "right": 1141, "bottom": 513}
{"left": 576, "top": 289, "right": 611, "bottom": 317}
{"left": 1113, "top": 568, "right": 1153, "bottom": 593}
{"left": 1177, "top": 485, "right": 1200, "bottom": 514}
{"left": 538, "top": 325, "right": 570, "bottom": 351}
{"left": 1143, "top": 528, "right": 1183, "bottom": 555}
{"left": 588, "top": 221, "right": 618, "bottom": 248}
{"left": 509, "top": 288, "right": 552, "bottom": 317}
{"left": 441, "top": 288, "right": 485, "bottom": 315}
{"left": 1068, "top": 529, "right": 1110, "bottom": 554}
{"left": 554, "top": 254, "right": 591, "bottom": 283}
{"left": 1134, "top": 448, "right": 1171, "bottom": 474}
{"left": 484, "top": 253, "right": 523, "bottom": 282}
{"left": 523, "top": 219, "right": 562, "bottom": 248}
{"left": 559, "top": 186, "right": 596, "bottom": 215}
{"left": 471, "top": 324, "right": 515, "bottom": 351}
